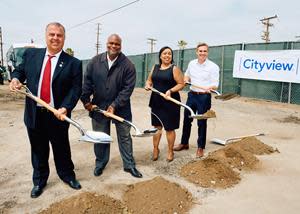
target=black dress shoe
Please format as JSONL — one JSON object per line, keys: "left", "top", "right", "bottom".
{"left": 94, "top": 168, "right": 103, "bottom": 177}
{"left": 124, "top": 167, "right": 143, "bottom": 178}
{"left": 31, "top": 185, "right": 44, "bottom": 198}
{"left": 64, "top": 179, "right": 82, "bottom": 190}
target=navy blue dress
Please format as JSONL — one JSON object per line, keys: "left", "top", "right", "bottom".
{"left": 149, "top": 64, "right": 181, "bottom": 131}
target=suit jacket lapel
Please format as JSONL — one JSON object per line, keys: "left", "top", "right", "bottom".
{"left": 33, "top": 49, "right": 46, "bottom": 95}
{"left": 52, "top": 51, "right": 67, "bottom": 81}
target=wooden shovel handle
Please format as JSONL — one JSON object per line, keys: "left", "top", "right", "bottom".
{"left": 103, "top": 111, "right": 125, "bottom": 123}
{"left": 150, "top": 87, "right": 182, "bottom": 105}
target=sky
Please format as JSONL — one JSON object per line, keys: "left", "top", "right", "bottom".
{"left": 0, "top": 0, "right": 299, "bottom": 60}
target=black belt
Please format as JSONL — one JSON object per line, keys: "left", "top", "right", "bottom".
{"left": 36, "top": 106, "right": 51, "bottom": 113}
{"left": 190, "top": 91, "right": 209, "bottom": 95}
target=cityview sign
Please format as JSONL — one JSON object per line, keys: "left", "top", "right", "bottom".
{"left": 233, "top": 50, "right": 300, "bottom": 83}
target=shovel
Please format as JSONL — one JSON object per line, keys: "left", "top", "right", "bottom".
{"left": 185, "top": 82, "right": 238, "bottom": 101}
{"left": 15, "top": 86, "right": 112, "bottom": 144}
{"left": 211, "top": 133, "right": 265, "bottom": 146}
{"left": 92, "top": 107, "right": 157, "bottom": 137}
{"left": 149, "top": 87, "right": 213, "bottom": 120}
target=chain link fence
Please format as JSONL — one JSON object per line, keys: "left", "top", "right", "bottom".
{"left": 82, "top": 41, "right": 300, "bottom": 105}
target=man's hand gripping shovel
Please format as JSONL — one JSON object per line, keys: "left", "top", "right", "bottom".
{"left": 14, "top": 85, "right": 112, "bottom": 144}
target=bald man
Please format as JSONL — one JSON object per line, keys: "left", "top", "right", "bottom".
{"left": 81, "top": 34, "right": 142, "bottom": 178}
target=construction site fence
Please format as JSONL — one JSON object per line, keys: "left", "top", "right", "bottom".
{"left": 82, "top": 41, "right": 300, "bottom": 105}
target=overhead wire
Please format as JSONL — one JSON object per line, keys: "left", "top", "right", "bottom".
{"left": 68, "top": 0, "right": 141, "bottom": 30}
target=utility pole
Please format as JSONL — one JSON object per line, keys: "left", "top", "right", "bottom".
{"left": 147, "top": 38, "right": 157, "bottom": 53}
{"left": 260, "top": 15, "right": 278, "bottom": 43}
{"left": 0, "top": 27, "right": 4, "bottom": 66}
{"left": 95, "top": 23, "right": 101, "bottom": 55}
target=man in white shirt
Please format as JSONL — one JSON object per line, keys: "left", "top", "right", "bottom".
{"left": 174, "top": 43, "right": 219, "bottom": 157}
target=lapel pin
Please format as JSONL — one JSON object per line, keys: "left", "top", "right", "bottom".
{"left": 59, "top": 62, "right": 64, "bottom": 67}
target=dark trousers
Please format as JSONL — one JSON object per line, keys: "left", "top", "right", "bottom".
{"left": 181, "top": 92, "right": 211, "bottom": 149}
{"left": 27, "top": 108, "right": 75, "bottom": 187}
{"left": 92, "top": 118, "right": 136, "bottom": 170}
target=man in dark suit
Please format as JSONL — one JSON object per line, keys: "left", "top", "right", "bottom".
{"left": 81, "top": 34, "right": 142, "bottom": 178}
{"left": 9, "top": 22, "right": 82, "bottom": 198}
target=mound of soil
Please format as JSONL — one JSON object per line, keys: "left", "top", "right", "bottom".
{"left": 209, "top": 146, "right": 259, "bottom": 171}
{"left": 180, "top": 137, "right": 277, "bottom": 189}
{"left": 39, "top": 192, "right": 126, "bottom": 214}
{"left": 123, "top": 176, "right": 193, "bottom": 214}
{"left": 229, "top": 137, "right": 277, "bottom": 155}
{"left": 180, "top": 158, "right": 241, "bottom": 188}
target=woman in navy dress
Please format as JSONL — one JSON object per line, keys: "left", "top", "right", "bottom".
{"left": 145, "top": 46, "right": 184, "bottom": 162}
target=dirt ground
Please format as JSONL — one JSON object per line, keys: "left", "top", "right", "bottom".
{"left": 1, "top": 83, "right": 300, "bottom": 214}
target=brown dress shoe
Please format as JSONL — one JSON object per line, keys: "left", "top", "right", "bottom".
{"left": 196, "top": 148, "right": 204, "bottom": 158}
{"left": 173, "top": 144, "right": 189, "bottom": 151}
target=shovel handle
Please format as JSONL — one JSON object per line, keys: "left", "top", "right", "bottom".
{"left": 102, "top": 110, "right": 125, "bottom": 123}
{"left": 93, "top": 107, "right": 125, "bottom": 123}
{"left": 227, "top": 133, "right": 265, "bottom": 141}
{"left": 186, "top": 82, "right": 221, "bottom": 95}
{"left": 15, "top": 87, "right": 86, "bottom": 135}
{"left": 16, "top": 88, "right": 64, "bottom": 117}
{"left": 150, "top": 87, "right": 182, "bottom": 105}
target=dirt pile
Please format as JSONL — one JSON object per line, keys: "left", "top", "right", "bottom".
{"left": 39, "top": 177, "right": 193, "bottom": 214}
{"left": 39, "top": 192, "right": 126, "bottom": 214}
{"left": 229, "top": 136, "right": 277, "bottom": 155}
{"left": 276, "top": 115, "right": 300, "bottom": 125}
{"left": 180, "top": 157, "right": 241, "bottom": 188}
{"left": 180, "top": 137, "right": 277, "bottom": 188}
{"left": 209, "top": 145, "right": 259, "bottom": 171}
{"left": 123, "top": 176, "right": 193, "bottom": 214}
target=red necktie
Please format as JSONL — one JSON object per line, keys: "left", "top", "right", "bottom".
{"left": 40, "top": 55, "right": 55, "bottom": 103}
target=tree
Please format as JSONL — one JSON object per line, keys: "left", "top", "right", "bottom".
{"left": 65, "top": 48, "right": 74, "bottom": 56}
{"left": 178, "top": 40, "right": 187, "bottom": 50}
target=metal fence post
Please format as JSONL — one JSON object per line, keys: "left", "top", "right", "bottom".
{"left": 220, "top": 46, "right": 224, "bottom": 94}
{"left": 288, "top": 42, "right": 294, "bottom": 104}
{"left": 180, "top": 49, "right": 185, "bottom": 71}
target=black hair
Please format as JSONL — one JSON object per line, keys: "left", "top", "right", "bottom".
{"left": 158, "top": 46, "right": 174, "bottom": 65}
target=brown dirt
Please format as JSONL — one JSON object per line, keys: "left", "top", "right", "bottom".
{"left": 276, "top": 115, "right": 300, "bottom": 125}
{"left": 215, "top": 93, "right": 239, "bottom": 101}
{"left": 1, "top": 84, "right": 300, "bottom": 213}
{"left": 208, "top": 146, "right": 259, "bottom": 171}
{"left": 180, "top": 137, "right": 277, "bottom": 188}
{"left": 202, "top": 109, "right": 216, "bottom": 119}
{"left": 180, "top": 158, "right": 241, "bottom": 188}
{"left": 39, "top": 192, "right": 126, "bottom": 214}
{"left": 229, "top": 137, "right": 278, "bottom": 155}
{"left": 123, "top": 176, "right": 193, "bottom": 214}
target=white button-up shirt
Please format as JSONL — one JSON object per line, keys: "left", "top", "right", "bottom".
{"left": 185, "top": 58, "right": 220, "bottom": 92}
{"left": 107, "top": 54, "right": 118, "bottom": 69}
{"left": 37, "top": 50, "right": 62, "bottom": 106}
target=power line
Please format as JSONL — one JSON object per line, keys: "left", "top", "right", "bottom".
{"left": 68, "top": 0, "right": 140, "bottom": 30}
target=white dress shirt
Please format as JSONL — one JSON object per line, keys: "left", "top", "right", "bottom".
{"left": 107, "top": 54, "right": 118, "bottom": 69}
{"left": 185, "top": 58, "right": 220, "bottom": 92}
{"left": 37, "top": 50, "right": 62, "bottom": 106}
